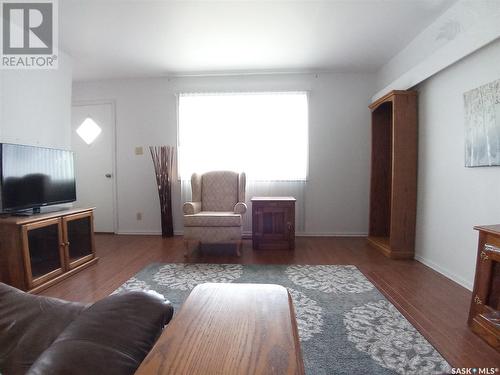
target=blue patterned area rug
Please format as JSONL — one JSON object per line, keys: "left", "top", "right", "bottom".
{"left": 115, "top": 263, "right": 451, "bottom": 375}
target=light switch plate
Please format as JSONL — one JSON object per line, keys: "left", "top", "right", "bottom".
{"left": 135, "top": 146, "right": 143, "bottom": 155}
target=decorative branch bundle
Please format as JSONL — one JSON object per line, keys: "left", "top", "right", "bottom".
{"left": 149, "top": 145, "right": 176, "bottom": 237}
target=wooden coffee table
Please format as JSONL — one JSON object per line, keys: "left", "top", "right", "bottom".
{"left": 135, "top": 283, "right": 304, "bottom": 374}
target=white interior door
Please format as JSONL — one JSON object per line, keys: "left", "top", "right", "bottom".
{"left": 71, "top": 103, "right": 115, "bottom": 232}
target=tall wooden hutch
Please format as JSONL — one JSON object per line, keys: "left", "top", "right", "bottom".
{"left": 367, "top": 90, "right": 418, "bottom": 259}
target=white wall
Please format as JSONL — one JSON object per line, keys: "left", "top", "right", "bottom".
{"left": 415, "top": 38, "right": 500, "bottom": 290}
{"left": 0, "top": 51, "right": 73, "bottom": 149}
{"left": 72, "top": 73, "right": 375, "bottom": 235}
{"left": 373, "top": 1, "right": 500, "bottom": 101}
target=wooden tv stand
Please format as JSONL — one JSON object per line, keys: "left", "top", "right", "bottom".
{"left": 0, "top": 207, "right": 98, "bottom": 294}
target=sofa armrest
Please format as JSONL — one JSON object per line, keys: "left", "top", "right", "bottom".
{"left": 234, "top": 202, "right": 247, "bottom": 215}
{"left": 0, "top": 283, "right": 87, "bottom": 375}
{"left": 183, "top": 202, "right": 201, "bottom": 215}
{"left": 27, "top": 291, "right": 173, "bottom": 375}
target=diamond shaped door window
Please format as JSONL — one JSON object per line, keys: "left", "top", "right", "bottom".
{"left": 76, "top": 117, "right": 102, "bottom": 145}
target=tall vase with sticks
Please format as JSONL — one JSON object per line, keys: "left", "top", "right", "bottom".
{"left": 150, "top": 146, "right": 176, "bottom": 237}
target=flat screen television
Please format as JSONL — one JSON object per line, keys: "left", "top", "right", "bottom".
{"left": 0, "top": 143, "right": 76, "bottom": 213}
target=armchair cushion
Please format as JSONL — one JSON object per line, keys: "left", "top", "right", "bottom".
{"left": 201, "top": 171, "right": 239, "bottom": 211}
{"left": 184, "top": 212, "right": 241, "bottom": 227}
{"left": 183, "top": 201, "right": 201, "bottom": 215}
{"left": 234, "top": 202, "right": 247, "bottom": 215}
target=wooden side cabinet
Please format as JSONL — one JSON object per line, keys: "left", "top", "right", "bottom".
{"left": 0, "top": 208, "right": 98, "bottom": 293}
{"left": 469, "top": 224, "right": 500, "bottom": 351}
{"left": 252, "top": 197, "right": 295, "bottom": 250}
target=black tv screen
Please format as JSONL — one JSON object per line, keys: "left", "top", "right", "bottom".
{"left": 0, "top": 143, "right": 76, "bottom": 212}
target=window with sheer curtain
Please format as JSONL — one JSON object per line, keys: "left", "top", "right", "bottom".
{"left": 177, "top": 92, "right": 308, "bottom": 181}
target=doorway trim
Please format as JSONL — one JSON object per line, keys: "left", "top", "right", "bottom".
{"left": 72, "top": 99, "right": 119, "bottom": 233}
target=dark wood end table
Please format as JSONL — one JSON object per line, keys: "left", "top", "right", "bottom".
{"left": 251, "top": 196, "right": 296, "bottom": 250}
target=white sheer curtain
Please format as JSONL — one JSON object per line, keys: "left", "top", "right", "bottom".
{"left": 178, "top": 91, "right": 308, "bottom": 233}
{"left": 178, "top": 92, "right": 308, "bottom": 181}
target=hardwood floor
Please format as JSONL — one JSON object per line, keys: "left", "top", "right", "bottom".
{"left": 41, "top": 234, "right": 500, "bottom": 369}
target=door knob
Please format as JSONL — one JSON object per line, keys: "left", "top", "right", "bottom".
{"left": 105, "top": 173, "right": 112, "bottom": 178}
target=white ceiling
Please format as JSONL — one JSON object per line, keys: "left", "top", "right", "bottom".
{"left": 60, "top": 0, "right": 455, "bottom": 81}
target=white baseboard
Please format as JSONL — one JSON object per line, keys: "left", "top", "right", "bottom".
{"left": 115, "top": 230, "right": 185, "bottom": 236}
{"left": 242, "top": 231, "right": 367, "bottom": 237}
{"left": 295, "top": 232, "right": 368, "bottom": 237}
{"left": 115, "top": 230, "right": 367, "bottom": 238}
{"left": 115, "top": 230, "right": 162, "bottom": 235}
{"left": 414, "top": 254, "right": 473, "bottom": 291}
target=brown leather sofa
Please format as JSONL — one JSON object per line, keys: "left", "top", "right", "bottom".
{"left": 0, "top": 283, "right": 173, "bottom": 375}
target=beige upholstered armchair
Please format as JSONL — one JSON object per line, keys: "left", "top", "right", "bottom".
{"left": 183, "top": 171, "right": 247, "bottom": 256}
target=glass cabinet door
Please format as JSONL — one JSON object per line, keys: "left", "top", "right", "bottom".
{"left": 22, "top": 218, "right": 65, "bottom": 288}
{"left": 63, "top": 212, "right": 95, "bottom": 269}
